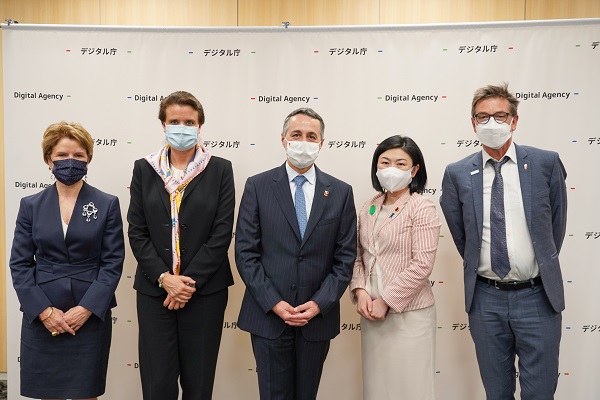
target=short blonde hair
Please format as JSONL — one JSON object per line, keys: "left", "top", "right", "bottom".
{"left": 42, "top": 121, "right": 94, "bottom": 163}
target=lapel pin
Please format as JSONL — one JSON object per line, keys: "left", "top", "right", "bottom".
{"left": 324, "top": 190, "right": 329, "bottom": 197}
{"left": 470, "top": 169, "right": 480, "bottom": 175}
{"left": 369, "top": 205, "right": 376, "bottom": 215}
{"left": 524, "top": 164, "right": 528, "bottom": 170}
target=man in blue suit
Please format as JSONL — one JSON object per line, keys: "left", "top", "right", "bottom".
{"left": 235, "top": 108, "right": 357, "bottom": 400}
{"left": 440, "top": 83, "right": 568, "bottom": 400}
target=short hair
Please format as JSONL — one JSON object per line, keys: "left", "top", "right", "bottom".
{"left": 158, "top": 91, "right": 205, "bottom": 125}
{"left": 42, "top": 121, "right": 94, "bottom": 163}
{"left": 371, "top": 135, "right": 428, "bottom": 195}
{"left": 471, "top": 83, "right": 520, "bottom": 117}
{"left": 282, "top": 108, "right": 325, "bottom": 139}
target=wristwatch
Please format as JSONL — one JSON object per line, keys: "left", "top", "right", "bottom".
{"left": 158, "top": 272, "right": 167, "bottom": 288}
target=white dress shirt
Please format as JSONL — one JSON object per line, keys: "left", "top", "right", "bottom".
{"left": 478, "top": 142, "right": 539, "bottom": 281}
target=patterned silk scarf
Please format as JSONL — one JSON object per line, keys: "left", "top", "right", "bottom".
{"left": 145, "top": 145, "right": 211, "bottom": 275}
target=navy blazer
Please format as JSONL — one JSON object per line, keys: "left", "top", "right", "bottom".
{"left": 128, "top": 156, "right": 235, "bottom": 296}
{"left": 235, "top": 163, "right": 357, "bottom": 341}
{"left": 10, "top": 182, "right": 125, "bottom": 323}
{"left": 440, "top": 143, "right": 568, "bottom": 313}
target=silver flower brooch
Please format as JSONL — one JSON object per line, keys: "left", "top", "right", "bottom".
{"left": 82, "top": 202, "right": 98, "bottom": 222}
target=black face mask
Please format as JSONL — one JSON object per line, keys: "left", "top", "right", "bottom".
{"left": 52, "top": 158, "right": 88, "bottom": 185}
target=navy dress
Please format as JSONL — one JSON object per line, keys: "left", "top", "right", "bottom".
{"left": 10, "top": 182, "right": 124, "bottom": 399}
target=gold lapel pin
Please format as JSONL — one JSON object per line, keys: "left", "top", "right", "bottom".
{"left": 324, "top": 190, "right": 329, "bottom": 197}
{"left": 524, "top": 164, "right": 528, "bottom": 170}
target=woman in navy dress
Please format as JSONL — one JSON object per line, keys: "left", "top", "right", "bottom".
{"left": 9, "top": 121, "right": 125, "bottom": 399}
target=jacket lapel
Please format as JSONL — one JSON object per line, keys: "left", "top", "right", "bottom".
{"left": 272, "top": 164, "right": 302, "bottom": 241}
{"left": 470, "top": 153, "right": 484, "bottom": 243}
{"left": 515, "top": 144, "right": 532, "bottom": 231}
{"left": 181, "top": 164, "right": 208, "bottom": 201}
{"left": 375, "top": 190, "right": 410, "bottom": 236}
{"left": 302, "top": 167, "right": 331, "bottom": 245}
{"left": 151, "top": 171, "right": 170, "bottom": 213}
{"left": 45, "top": 184, "right": 69, "bottom": 256}
{"left": 65, "top": 182, "right": 95, "bottom": 261}
{"left": 366, "top": 193, "right": 385, "bottom": 250}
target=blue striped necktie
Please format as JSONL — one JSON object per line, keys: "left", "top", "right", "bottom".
{"left": 293, "top": 175, "right": 308, "bottom": 239}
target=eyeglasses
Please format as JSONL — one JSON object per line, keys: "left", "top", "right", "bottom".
{"left": 473, "top": 112, "right": 511, "bottom": 124}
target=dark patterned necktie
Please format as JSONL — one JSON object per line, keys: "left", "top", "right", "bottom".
{"left": 489, "top": 157, "right": 510, "bottom": 279}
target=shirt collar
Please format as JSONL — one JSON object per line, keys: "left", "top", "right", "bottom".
{"left": 285, "top": 162, "right": 316, "bottom": 185}
{"left": 482, "top": 141, "right": 517, "bottom": 166}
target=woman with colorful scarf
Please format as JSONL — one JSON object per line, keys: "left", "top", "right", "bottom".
{"left": 127, "top": 91, "right": 235, "bottom": 400}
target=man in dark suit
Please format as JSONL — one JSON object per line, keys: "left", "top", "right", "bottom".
{"left": 235, "top": 108, "right": 357, "bottom": 400}
{"left": 440, "top": 83, "right": 568, "bottom": 400}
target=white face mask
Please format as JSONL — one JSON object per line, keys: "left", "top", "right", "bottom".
{"left": 376, "top": 167, "right": 413, "bottom": 193}
{"left": 285, "top": 140, "right": 320, "bottom": 169}
{"left": 475, "top": 119, "right": 512, "bottom": 149}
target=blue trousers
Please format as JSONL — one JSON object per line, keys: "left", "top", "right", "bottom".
{"left": 469, "top": 279, "right": 562, "bottom": 400}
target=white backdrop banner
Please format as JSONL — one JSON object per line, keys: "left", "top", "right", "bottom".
{"left": 3, "top": 19, "right": 600, "bottom": 399}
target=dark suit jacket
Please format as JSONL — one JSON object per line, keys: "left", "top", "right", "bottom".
{"left": 128, "top": 156, "right": 235, "bottom": 296}
{"left": 235, "top": 163, "right": 357, "bottom": 341}
{"left": 440, "top": 143, "right": 568, "bottom": 313}
{"left": 10, "top": 182, "right": 124, "bottom": 323}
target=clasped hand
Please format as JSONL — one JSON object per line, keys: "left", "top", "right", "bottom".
{"left": 161, "top": 272, "right": 196, "bottom": 310}
{"left": 272, "top": 300, "right": 321, "bottom": 326}
{"left": 40, "top": 305, "right": 92, "bottom": 335}
{"left": 354, "top": 289, "right": 389, "bottom": 321}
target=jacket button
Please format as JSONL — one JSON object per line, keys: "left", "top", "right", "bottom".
{"left": 291, "top": 284, "right": 297, "bottom": 290}
{"left": 181, "top": 247, "right": 187, "bottom": 254}
{"left": 181, "top": 224, "right": 187, "bottom": 229}
{"left": 298, "top": 256, "right": 303, "bottom": 261}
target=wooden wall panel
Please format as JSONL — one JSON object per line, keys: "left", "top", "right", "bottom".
{"left": 101, "top": 0, "right": 238, "bottom": 26}
{"left": 0, "top": 0, "right": 101, "bottom": 25}
{"left": 380, "top": 0, "right": 526, "bottom": 24}
{"left": 526, "top": 0, "right": 600, "bottom": 20}
{"left": 238, "top": 0, "right": 379, "bottom": 27}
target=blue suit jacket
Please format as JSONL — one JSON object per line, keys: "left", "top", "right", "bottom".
{"left": 235, "top": 163, "right": 357, "bottom": 341}
{"left": 440, "top": 143, "right": 567, "bottom": 313}
{"left": 10, "top": 182, "right": 125, "bottom": 323}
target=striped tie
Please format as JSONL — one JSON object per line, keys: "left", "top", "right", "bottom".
{"left": 293, "top": 175, "right": 308, "bottom": 240}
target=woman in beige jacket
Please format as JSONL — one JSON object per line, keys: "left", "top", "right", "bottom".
{"left": 350, "top": 135, "right": 441, "bottom": 400}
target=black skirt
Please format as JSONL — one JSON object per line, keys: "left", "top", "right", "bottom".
{"left": 19, "top": 311, "right": 112, "bottom": 399}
